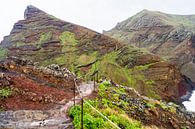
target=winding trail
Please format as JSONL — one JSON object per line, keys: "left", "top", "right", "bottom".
{"left": 0, "top": 82, "right": 95, "bottom": 129}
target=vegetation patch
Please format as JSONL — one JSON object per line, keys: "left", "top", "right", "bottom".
{"left": 73, "top": 49, "right": 160, "bottom": 99}
{"left": 69, "top": 81, "right": 142, "bottom": 129}
{"left": 40, "top": 31, "right": 80, "bottom": 70}
{"left": 0, "top": 48, "right": 8, "bottom": 60}
{"left": 0, "top": 87, "right": 12, "bottom": 98}
{"left": 59, "top": 31, "right": 78, "bottom": 46}
{"left": 116, "top": 46, "right": 146, "bottom": 68}
{"left": 41, "top": 55, "right": 66, "bottom": 66}
{"left": 55, "top": 31, "right": 79, "bottom": 71}
{"left": 16, "top": 42, "right": 26, "bottom": 47}
{"left": 78, "top": 52, "right": 97, "bottom": 66}
{"left": 37, "top": 31, "right": 53, "bottom": 47}
{"left": 69, "top": 80, "right": 180, "bottom": 129}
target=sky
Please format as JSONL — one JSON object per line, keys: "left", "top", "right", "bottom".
{"left": 1, "top": 0, "right": 195, "bottom": 41}
{"left": 0, "top": 0, "right": 195, "bottom": 111}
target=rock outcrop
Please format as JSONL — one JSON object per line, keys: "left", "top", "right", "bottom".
{"left": 0, "top": 56, "right": 77, "bottom": 110}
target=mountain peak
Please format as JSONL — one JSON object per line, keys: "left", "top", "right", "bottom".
{"left": 109, "top": 9, "right": 195, "bottom": 32}
{"left": 139, "top": 9, "right": 163, "bottom": 15}
{"left": 24, "top": 5, "right": 45, "bottom": 19}
{"left": 113, "top": 10, "right": 166, "bottom": 31}
{"left": 140, "top": 9, "right": 150, "bottom": 13}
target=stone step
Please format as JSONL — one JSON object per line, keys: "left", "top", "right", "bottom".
{"left": 0, "top": 117, "right": 72, "bottom": 129}
{"left": 0, "top": 110, "right": 65, "bottom": 121}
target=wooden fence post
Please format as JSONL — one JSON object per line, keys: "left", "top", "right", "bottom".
{"left": 74, "top": 79, "right": 76, "bottom": 106}
{"left": 81, "top": 98, "right": 84, "bottom": 129}
{"left": 94, "top": 75, "right": 96, "bottom": 91}
{"left": 96, "top": 71, "right": 99, "bottom": 83}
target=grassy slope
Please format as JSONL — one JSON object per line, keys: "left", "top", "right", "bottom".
{"left": 58, "top": 34, "right": 160, "bottom": 99}
{"left": 4, "top": 29, "right": 166, "bottom": 100}
{"left": 69, "top": 81, "right": 180, "bottom": 129}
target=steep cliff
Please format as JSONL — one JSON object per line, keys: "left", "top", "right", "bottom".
{"left": 105, "top": 9, "right": 195, "bottom": 82}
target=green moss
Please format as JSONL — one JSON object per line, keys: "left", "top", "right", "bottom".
{"left": 37, "top": 31, "right": 52, "bottom": 47}
{"left": 158, "top": 102, "right": 177, "bottom": 113}
{"left": 181, "top": 126, "right": 187, "bottom": 129}
{"left": 59, "top": 31, "right": 98, "bottom": 80}
{"left": 16, "top": 42, "right": 25, "bottom": 47}
{"left": 59, "top": 31, "right": 78, "bottom": 46}
{"left": 0, "top": 48, "right": 7, "bottom": 60}
{"left": 97, "top": 51, "right": 136, "bottom": 86}
{"left": 50, "top": 56, "right": 66, "bottom": 65}
{"left": 0, "top": 87, "right": 12, "bottom": 98}
{"left": 146, "top": 102, "right": 156, "bottom": 109}
{"left": 144, "top": 80, "right": 159, "bottom": 99}
{"left": 39, "top": 55, "right": 66, "bottom": 66}
{"left": 39, "top": 31, "right": 80, "bottom": 70}
{"left": 78, "top": 52, "right": 97, "bottom": 66}
{"left": 133, "top": 62, "right": 156, "bottom": 71}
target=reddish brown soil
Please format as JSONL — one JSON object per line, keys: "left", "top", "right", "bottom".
{"left": 0, "top": 76, "right": 74, "bottom": 110}
{"left": 0, "top": 60, "right": 76, "bottom": 110}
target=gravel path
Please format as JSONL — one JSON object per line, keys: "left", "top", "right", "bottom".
{"left": 0, "top": 82, "right": 95, "bottom": 129}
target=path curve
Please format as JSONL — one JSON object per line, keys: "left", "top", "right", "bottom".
{"left": 0, "top": 82, "right": 95, "bottom": 129}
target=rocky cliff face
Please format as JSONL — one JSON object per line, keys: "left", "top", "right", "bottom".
{"left": 1, "top": 5, "right": 121, "bottom": 59}
{"left": 0, "top": 6, "right": 194, "bottom": 103}
{"left": 105, "top": 9, "right": 195, "bottom": 82}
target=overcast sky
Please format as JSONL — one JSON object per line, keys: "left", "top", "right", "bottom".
{"left": 1, "top": 0, "right": 195, "bottom": 41}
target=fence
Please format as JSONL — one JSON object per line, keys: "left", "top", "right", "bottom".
{"left": 72, "top": 71, "right": 121, "bottom": 129}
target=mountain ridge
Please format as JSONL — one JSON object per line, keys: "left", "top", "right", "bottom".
{"left": 113, "top": 9, "right": 195, "bottom": 32}
{"left": 105, "top": 9, "right": 195, "bottom": 82}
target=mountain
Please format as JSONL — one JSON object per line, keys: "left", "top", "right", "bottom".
{"left": 1, "top": 5, "right": 192, "bottom": 103}
{"left": 0, "top": 6, "right": 195, "bottom": 129}
{"left": 105, "top": 9, "right": 195, "bottom": 82}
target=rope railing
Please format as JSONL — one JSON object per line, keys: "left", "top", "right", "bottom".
{"left": 84, "top": 100, "right": 121, "bottom": 129}
{"left": 72, "top": 73, "right": 121, "bottom": 129}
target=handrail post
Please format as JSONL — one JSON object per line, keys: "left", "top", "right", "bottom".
{"left": 81, "top": 98, "right": 84, "bottom": 129}
{"left": 94, "top": 75, "right": 96, "bottom": 91}
{"left": 73, "top": 79, "right": 76, "bottom": 106}
{"left": 96, "top": 71, "right": 98, "bottom": 83}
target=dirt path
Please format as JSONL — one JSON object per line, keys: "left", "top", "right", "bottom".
{"left": 0, "top": 82, "right": 95, "bottom": 129}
